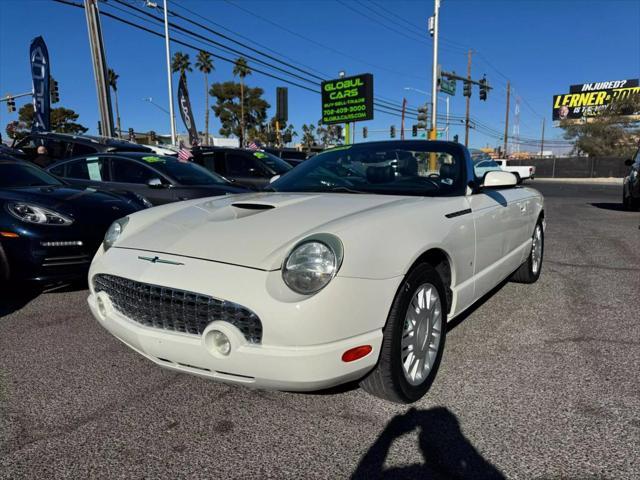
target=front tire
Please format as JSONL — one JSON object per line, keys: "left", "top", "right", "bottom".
{"left": 360, "top": 264, "right": 447, "bottom": 403}
{"left": 511, "top": 219, "right": 544, "bottom": 284}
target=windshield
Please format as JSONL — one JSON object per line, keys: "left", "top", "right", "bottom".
{"left": 0, "top": 163, "right": 64, "bottom": 188}
{"left": 253, "top": 151, "right": 292, "bottom": 175}
{"left": 269, "top": 142, "right": 466, "bottom": 196}
{"left": 139, "top": 156, "right": 229, "bottom": 185}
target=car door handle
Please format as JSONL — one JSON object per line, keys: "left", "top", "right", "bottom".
{"left": 519, "top": 203, "right": 527, "bottom": 213}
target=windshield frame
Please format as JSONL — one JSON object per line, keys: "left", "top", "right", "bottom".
{"left": 269, "top": 140, "right": 470, "bottom": 197}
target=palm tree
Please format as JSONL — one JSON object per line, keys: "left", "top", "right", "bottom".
{"left": 171, "top": 52, "right": 192, "bottom": 76}
{"left": 232, "top": 57, "right": 251, "bottom": 147}
{"left": 107, "top": 68, "right": 121, "bottom": 138}
{"left": 195, "top": 51, "right": 214, "bottom": 146}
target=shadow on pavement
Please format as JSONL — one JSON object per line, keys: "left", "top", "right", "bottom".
{"left": 590, "top": 202, "right": 628, "bottom": 212}
{"left": 447, "top": 278, "right": 509, "bottom": 332}
{"left": 352, "top": 407, "right": 505, "bottom": 480}
{"left": 0, "top": 281, "right": 87, "bottom": 318}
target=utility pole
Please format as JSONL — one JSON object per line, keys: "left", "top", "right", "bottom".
{"left": 464, "top": 49, "right": 472, "bottom": 147}
{"left": 503, "top": 81, "right": 510, "bottom": 157}
{"left": 401, "top": 98, "right": 407, "bottom": 140}
{"left": 540, "top": 117, "right": 545, "bottom": 158}
{"left": 84, "top": 0, "right": 114, "bottom": 137}
{"left": 429, "top": 0, "right": 440, "bottom": 142}
{"left": 162, "top": 0, "right": 177, "bottom": 145}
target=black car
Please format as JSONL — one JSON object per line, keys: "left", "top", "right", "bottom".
{"left": 264, "top": 147, "right": 308, "bottom": 167}
{"left": 47, "top": 152, "right": 247, "bottom": 205}
{"left": 0, "top": 158, "right": 144, "bottom": 284}
{"left": 13, "top": 132, "right": 152, "bottom": 164}
{"left": 623, "top": 148, "right": 640, "bottom": 210}
{"left": 193, "top": 147, "right": 293, "bottom": 188}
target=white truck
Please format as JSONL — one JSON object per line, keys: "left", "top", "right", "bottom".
{"left": 494, "top": 159, "right": 535, "bottom": 183}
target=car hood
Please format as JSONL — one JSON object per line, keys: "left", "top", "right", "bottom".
{"left": 119, "top": 192, "right": 416, "bottom": 270}
{"left": 0, "top": 185, "right": 140, "bottom": 225}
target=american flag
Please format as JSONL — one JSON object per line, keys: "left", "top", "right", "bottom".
{"left": 178, "top": 142, "right": 193, "bottom": 162}
{"left": 246, "top": 140, "right": 262, "bottom": 151}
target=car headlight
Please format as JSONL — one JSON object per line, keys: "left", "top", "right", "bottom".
{"left": 6, "top": 202, "right": 73, "bottom": 226}
{"left": 282, "top": 236, "right": 343, "bottom": 294}
{"left": 103, "top": 217, "right": 129, "bottom": 251}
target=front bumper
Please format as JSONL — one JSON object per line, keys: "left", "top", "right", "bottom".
{"left": 88, "top": 246, "right": 402, "bottom": 391}
{"left": 1, "top": 229, "right": 103, "bottom": 282}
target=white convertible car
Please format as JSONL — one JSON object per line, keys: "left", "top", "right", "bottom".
{"left": 88, "top": 140, "right": 544, "bottom": 403}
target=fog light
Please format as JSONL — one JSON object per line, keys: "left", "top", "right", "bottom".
{"left": 210, "top": 330, "right": 231, "bottom": 356}
{"left": 96, "top": 296, "right": 107, "bottom": 318}
{"left": 342, "top": 345, "right": 372, "bottom": 363}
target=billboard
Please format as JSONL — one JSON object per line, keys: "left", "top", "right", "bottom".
{"left": 321, "top": 73, "right": 373, "bottom": 125}
{"left": 552, "top": 79, "right": 639, "bottom": 121}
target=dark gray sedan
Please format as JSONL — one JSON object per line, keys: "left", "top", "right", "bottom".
{"left": 47, "top": 152, "right": 247, "bottom": 205}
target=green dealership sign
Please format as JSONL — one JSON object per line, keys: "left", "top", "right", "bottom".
{"left": 321, "top": 73, "right": 374, "bottom": 125}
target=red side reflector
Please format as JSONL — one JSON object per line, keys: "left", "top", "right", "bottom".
{"left": 0, "top": 231, "right": 19, "bottom": 238}
{"left": 341, "top": 345, "right": 372, "bottom": 363}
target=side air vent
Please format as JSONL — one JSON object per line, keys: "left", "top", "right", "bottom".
{"left": 231, "top": 203, "right": 275, "bottom": 210}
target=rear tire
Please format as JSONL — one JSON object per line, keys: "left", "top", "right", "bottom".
{"left": 360, "top": 264, "right": 447, "bottom": 404}
{"left": 514, "top": 173, "right": 522, "bottom": 184}
{"left": 511, "top": 219, "right": 544, "bottom": 284}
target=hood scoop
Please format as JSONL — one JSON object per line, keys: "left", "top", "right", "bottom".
{"left": 203, "top": 202, "right": 276, "bottom": 222}
{"left": 231, "top": 202, "right": 275, "bottom": 210}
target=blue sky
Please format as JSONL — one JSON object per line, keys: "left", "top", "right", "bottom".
{"left": 1, "top": 0, "right": 639, "bottom": 153}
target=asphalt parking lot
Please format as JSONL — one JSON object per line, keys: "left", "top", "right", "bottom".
{"left": 1, "top": 181, "right": 639, "bottom": 480}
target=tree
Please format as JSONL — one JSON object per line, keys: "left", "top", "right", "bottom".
{"left": 210, "top": 81, "right": 269, "bottom": 142}
{"left": 316, "top": 120, "right": 343, "bottom": 147}
{"left": 107, "top": 68, "right": 122, "bottom": 138}
{"left": 232, "top": 57, "right": 252, "bottom": 147}
{"left": 301, "top": 123, "right": 317, "bottom": 152}
{"left": 195, "top": 51, "right": 214, "bottom": 145}
{"left": 17, "top": 103, "right": 88, "bottom": 135}
{"left": 561, "top": 95, "right": 640, "bottom": 157}
{"left": 171, "top": 52, "right": 192, "bottom": 76}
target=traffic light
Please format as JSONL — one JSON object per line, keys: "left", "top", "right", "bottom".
{"left": 412, "top": 124, "right": 418, "bottom": 137}
{"left": 6, "top": 96, "right": 16, "bottom": 113}
{"left": 463, "top": 80, "right": 472, "bottom": 98}
{"left": 150, "top": 130, "right": 156, "bottom": 142}
{"left": 453, "top": 134, "right": 459, "bottom": 143}
{"left": 390, "top": 125, "right": 396, "bottom": 138}
{"left": 417, "top": 104, "right": 428, "bottom": 130}
{"left": 50, "top": 77, "right": 59, "bottom": 104}
{"left": 335, "top": 125, "right": 343, "bottom": 139}
{"left": 479, "top": 76, "right": 488, "bottom": 101}
{"left": 276, "top": 87, "right": 288, "bottom": 122}
{"left": 362, "top": 126, "right": 368, "bottom": 139}
{"left": 128, "top": 128, "right": 135, "bottom": 141}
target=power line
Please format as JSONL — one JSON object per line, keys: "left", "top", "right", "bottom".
{"left": 338, "top": 0, "right": 429, "bottom": 45}
{"left": 171, "top": 1, "right": 328, "bottom": 79}
{"left": 222, "top": 0, "right": 428, "bottom": 82}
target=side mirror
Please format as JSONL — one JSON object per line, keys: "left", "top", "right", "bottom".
{"left": 625, "top": 159, "right": 633, "bottom": 166}
{"left": 147, "top": 177, "right": 165, "bottom": 188}
{"left": 483, "top": 170, "right": 517, "bottom": 189}
{"left": 270, "top": 174, "right": 280, "bottom": 183}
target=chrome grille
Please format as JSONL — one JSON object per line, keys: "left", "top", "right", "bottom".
{"left": 93, "top": 274, "right": 262, "bottom": 343}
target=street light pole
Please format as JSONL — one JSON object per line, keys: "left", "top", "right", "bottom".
{"left": 162, "top": 0, "right": 176, "bottom": 145}
{"left": 430, "top": 0, "right": 440, "bottom": 141}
